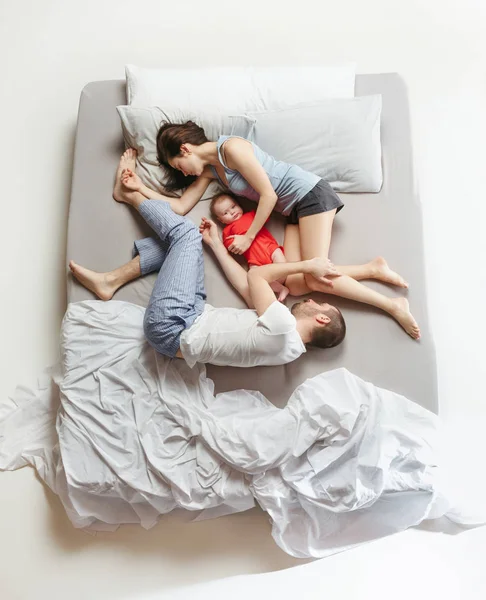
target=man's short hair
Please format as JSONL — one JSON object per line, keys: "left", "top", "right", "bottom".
{"left": 309, "top": 307, "right": 346, "bottom": 349}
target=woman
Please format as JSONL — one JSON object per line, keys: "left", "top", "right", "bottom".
{"left": 96, "top": 121, "right": 419, "bottom": 339}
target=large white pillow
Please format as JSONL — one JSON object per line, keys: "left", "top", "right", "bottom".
{"left": 125, "top": 64, "right": 356, "bottom": 111}
{"left": 247, "top": 95, "right": 383, "bottom": 193}
{"left": 116, "top": 105, "right": 255, "bottom": 194}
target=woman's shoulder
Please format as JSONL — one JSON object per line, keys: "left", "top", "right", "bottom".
{"left": 223, "top": 136, "right": 253, "bottom": 152}
{"left": 221, "top": 136, "right": 255, "bottom": 169}
{"left": 201, "top": 164, "right": 217, "bottom": 179}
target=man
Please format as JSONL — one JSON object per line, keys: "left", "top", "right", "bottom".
{"left": 69, "top": 153, "right": 346, "bottom": 368}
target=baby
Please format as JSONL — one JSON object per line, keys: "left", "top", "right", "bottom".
{"left": 210, "top": 192, "right": 290, "bottom": 302}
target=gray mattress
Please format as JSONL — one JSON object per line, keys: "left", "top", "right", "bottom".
{"left": 67, "top": 74, "right": 438, "bottom": 413}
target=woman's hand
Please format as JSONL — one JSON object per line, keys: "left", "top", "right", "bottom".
{"left": 307, "top": 257, "right": 341, "bottom": 287}
{"left": 199, "top": 217, "right": 220, "bottom": 247}
{"left": 227, "top": 234, "right": 253, "bottom": 255}
{"left": 121, "top": 168, "right": 143, "bottom": 192}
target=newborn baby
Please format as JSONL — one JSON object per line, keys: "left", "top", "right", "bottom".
{"left": 210, "top": 192, "right": 289, "bottom": 301}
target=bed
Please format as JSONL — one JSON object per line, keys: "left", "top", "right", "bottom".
{"left": 67, "top": 73, "right": 438, "bottom": 412}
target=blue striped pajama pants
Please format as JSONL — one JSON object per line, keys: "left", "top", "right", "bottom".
{"left": 133, "top": 200, "right": 206, "bottom": 358}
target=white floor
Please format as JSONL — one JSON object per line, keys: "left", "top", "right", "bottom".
{"left": 1, "top": 1, "right": 486, "bottom": 599}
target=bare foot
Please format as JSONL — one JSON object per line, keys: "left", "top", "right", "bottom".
{"left": 113, "top": 148, "right": 138, "bottom": 203}
{"left": 370, "top": 257, "right": 409, "bottom": 288}
{"left": 277, "top": 285, "right": 290, "bottom": 303}
{"left": 69, "top": 260, "right": 118, "bottom": 301}
{"left": 270, "top": 282, "right": 290, "bottom": 303}
{"left": 389, "top": 297, "right": 421, "bottom": 340}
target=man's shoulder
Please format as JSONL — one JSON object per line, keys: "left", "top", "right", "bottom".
{"left": 257, "top": 301, "right": 297, "bottom": 335}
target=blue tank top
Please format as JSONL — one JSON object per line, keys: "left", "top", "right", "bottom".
{"left": 211, "top": 135, "right": 320, "bottom": 216}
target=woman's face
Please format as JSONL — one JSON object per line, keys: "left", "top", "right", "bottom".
{"left": 169, "top": 144, "right": 204, "bottom": 177}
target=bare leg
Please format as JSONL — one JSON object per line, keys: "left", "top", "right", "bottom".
{"left": 286, "top": 218, "right": 420, "bottom": 339}
{"left": 283, "top": 225, "right": 315, "bottom": 296}
{"left": 283, "top": 226, "right": 407, "bottom": 287}
{"left": 269, "top": 248, "right": 290, "bottom": 301}
{"left": 70, "top": 154, "right": 158, "bottom": 299}
{"left": 338, "top": 258, "right": 408, "bottom": 288}
{"left": 114, "top": 148, "right": 175, "bottom": 205}
{"left": 69, "top": 256, "right": 141, "bottom": 300}
{"left": 249, "top": 263, "right": 289, "bottom": 303}
{"left": 112, "top": 149, "right": 137, "bottom": 202}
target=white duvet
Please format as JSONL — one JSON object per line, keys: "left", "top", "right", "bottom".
{"left": 0, "top": 301, "right": 478, "bottom": 558}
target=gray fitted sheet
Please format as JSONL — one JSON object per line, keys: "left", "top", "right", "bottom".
{"left": 67, "top": 74, "right": 438, "bottom": 412}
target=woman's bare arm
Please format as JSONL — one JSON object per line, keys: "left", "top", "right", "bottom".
{"left": 223, "top": 139, "right": 278, "bottom": 253}
{"left": 139, "top": 165, "right": 215, "bottom": 215}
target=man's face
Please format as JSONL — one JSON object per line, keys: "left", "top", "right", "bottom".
{"left": 291, "top": 298, "right": 333, "bottom": 318}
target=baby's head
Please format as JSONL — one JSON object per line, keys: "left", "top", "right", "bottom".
{"left": 210, "top": 192, "right": 244, "bottom": 225}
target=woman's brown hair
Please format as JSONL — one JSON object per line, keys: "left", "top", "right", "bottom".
{"left": 156, "top": 121, "right": 209, "bottom": 193}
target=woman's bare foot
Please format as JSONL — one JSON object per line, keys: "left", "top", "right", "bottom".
{"left": 69, "top": 260, "right": 118, "bottom": 301}
{"left": 370, "top": 257, "right": 409, "bottom": 288}
{"left": 389, "top": 297, "right": 421, "bottom": 340}
{"left": 113, "top": 148, "right": 138, "bottom": 203}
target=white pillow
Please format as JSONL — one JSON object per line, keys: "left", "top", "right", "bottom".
{"left": 125, "top": 64, "right": 356, "bottom": 111}
{"left": 116, "top": 105, "right": 255, "bottom": 194}
{"left": 247, "top": 95, "right": 383, "bottom": 193}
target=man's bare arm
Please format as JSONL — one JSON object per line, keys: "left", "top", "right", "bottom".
{"left": 200, "top": 218, "right": 253, "bottom": 308}
{"left": 248, "top": 259, "right": 340, "bottom": 316}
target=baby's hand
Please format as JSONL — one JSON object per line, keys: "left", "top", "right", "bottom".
{"left": 121, "top": 168, "right": 142, "bottom": 192}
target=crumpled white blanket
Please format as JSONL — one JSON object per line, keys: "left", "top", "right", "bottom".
{"left": 0, "top": 301, "right": 479, "bottom": 558}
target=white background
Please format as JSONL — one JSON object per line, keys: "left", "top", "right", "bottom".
{"left": 1, "top": 1, "right": 485, "bottom": 599}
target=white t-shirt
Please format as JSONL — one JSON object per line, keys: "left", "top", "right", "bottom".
{"left": 179, "top": 301, "right": 306, "bottom": 368}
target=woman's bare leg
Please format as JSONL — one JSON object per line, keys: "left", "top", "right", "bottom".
{"left": 338, "top": 258, "right": 408, "bottom": 288}
{"left": 113, "top": 149, "right": 178, "bottom": 206}
{"left": 69, "top": 256, "right": 142, "bottom": 301}
{"left": 112, "top": 149, "right": 137, "bottom": 202}
{"left": 291, "top": 215, "right": 420, "bottom": 339}
{"left": 283, "top": 227, "right": 407, "bottom": 288}
{"left": 283, "top": 226, "right": 313, "bottom": 296}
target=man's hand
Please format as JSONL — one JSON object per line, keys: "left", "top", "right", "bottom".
{"left": 227, "top": 234, "right": 253, "bottom": 255}
{"left": 199, "top": 217, "right": 220, "bottom": 247}
{"left": 307, "top": 257, "right": 341, "bottom": 287}
{"left": 121, "top": 168, "right": 143, "bottom": 192}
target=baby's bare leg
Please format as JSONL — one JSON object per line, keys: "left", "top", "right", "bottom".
{"left": 270, "top": 280, "right": 290, "bottom": 303}
{"left": 269, "top": 249, "right": 290, "bottom": 301}
{"left": 249, "top": 262, "right": 289, "bottom": 302}
{"left": 271, "top": 248, "right": 288, "bottom": 286}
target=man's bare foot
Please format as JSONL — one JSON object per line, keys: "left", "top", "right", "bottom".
{"left": 370, "top": 257, "right": 409, "bottom": 288}
{"left": 69, "top": 260, "right": 118, "bottom": 301}
{"left": 389, "top": 297, "right": 421, "bottom": 340}
{"left": 113, "top": 148, "right": 138, "bottom": 203}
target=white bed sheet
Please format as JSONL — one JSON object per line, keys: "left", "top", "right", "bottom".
{"left": 0, "top": 301, "right": 480, "bottom": 558}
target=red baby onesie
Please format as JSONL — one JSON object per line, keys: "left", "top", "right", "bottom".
{"left": 222, "top": 211, "right": 284, "bottom": 267}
